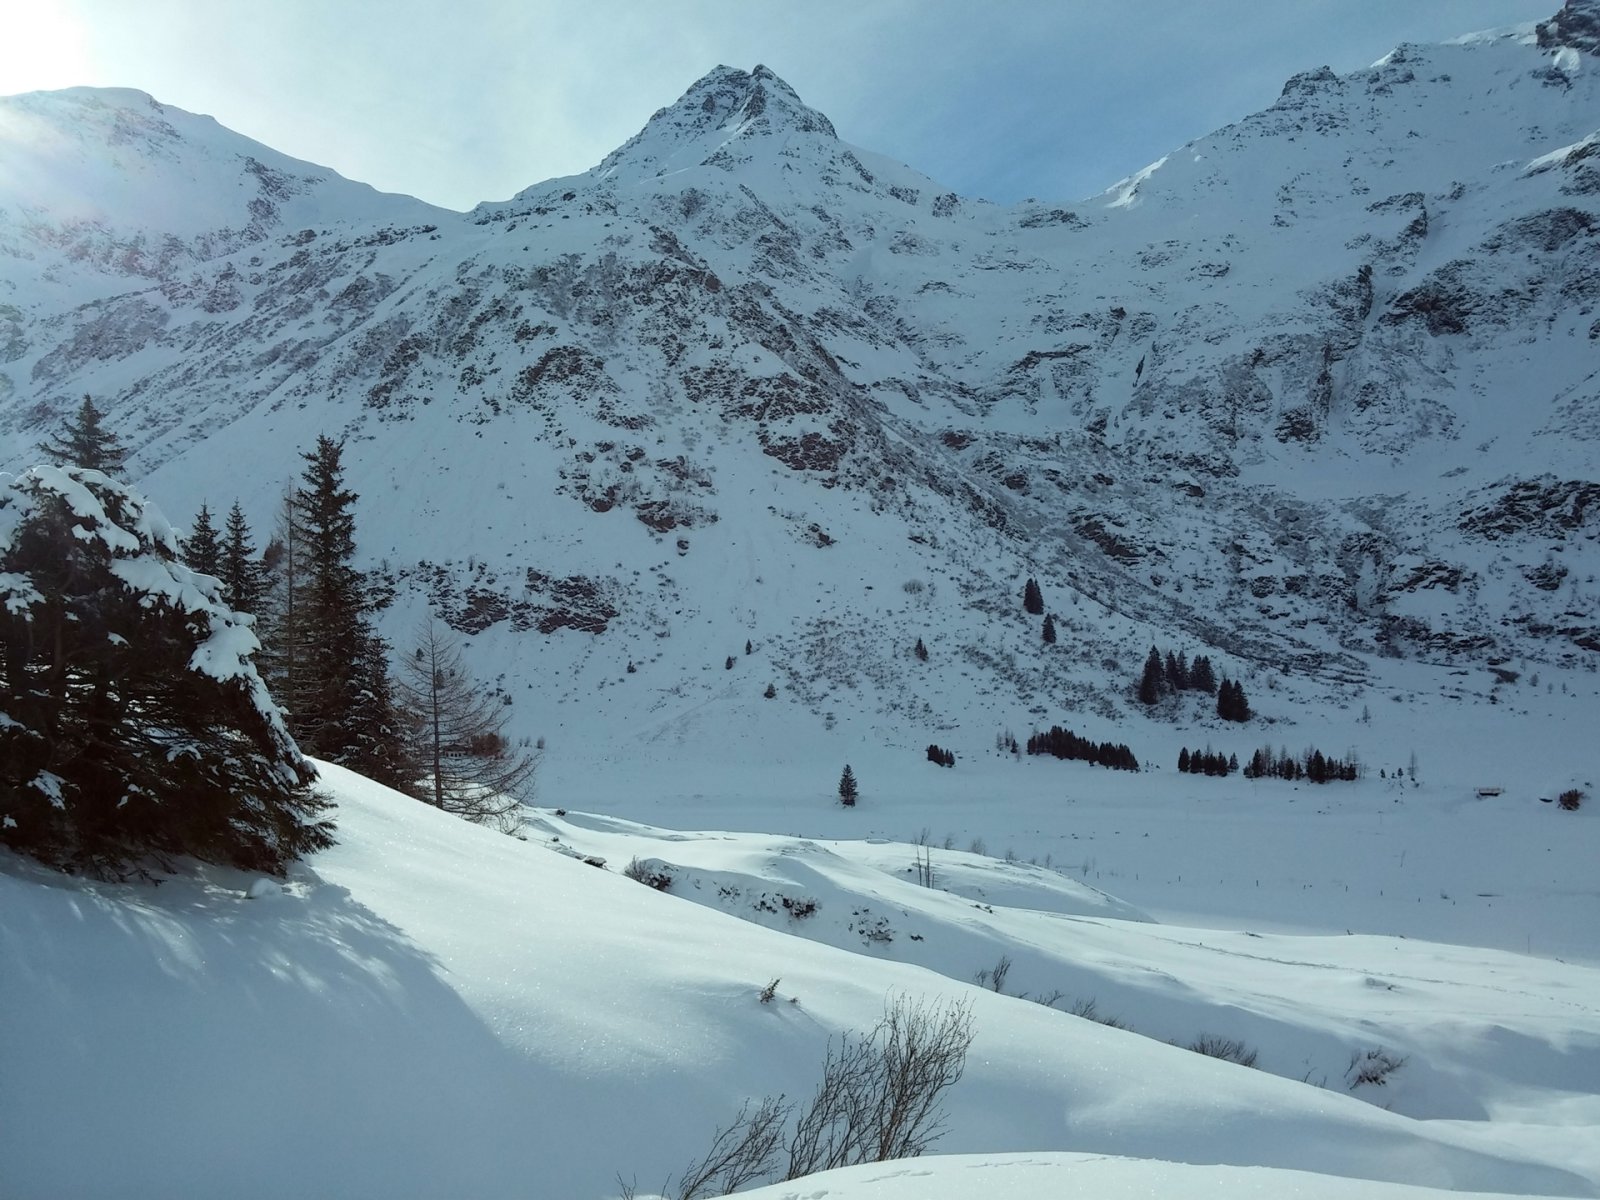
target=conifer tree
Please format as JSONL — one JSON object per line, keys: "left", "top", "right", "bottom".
{"left": 182, "top": 504, "right": 221, "bottom": 578}
{"left": 1042, "top": 613, "right": 1057, "bottom": 644}
{"left": 1023, "top": 577, "right": 1044, "bottom": 616}
{"left": 0, "top": 467, "right": 330, "bottom": 874}
{"left": 1138, "top": 646, "right": 1165, "bottom": 705}
{"left": 398, "top": 620, "right": 537, "bottom": 829}
{"left": 838, "top": 764, "right": 858, "bottom": 807}
{"left": 1189, "top": 655, "right": 1217, "bottom": 694}
{"left": 1217, "top": 678, "right": 1252, "bottom": 722}
{"left": 219, "top": 501, "right": 266, "bottom": 615}
{"left": 1178, "top": 747, "right": 1191, "bottom": 773}
{"left": 278, "top": 436, "right": 410, "bottom": 782}
{"left": 347, "top": 631, "right": 420, "bottom": 795}
{"left": 914, "top": 637, "right": 928, "bottom": 662}
{"left": 37, "top": 395, "right": 128, "bottom": 476}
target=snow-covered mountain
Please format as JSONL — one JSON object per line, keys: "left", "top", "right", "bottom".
{"left": 1, "top": 6, "right": 1597, "bottom": 759}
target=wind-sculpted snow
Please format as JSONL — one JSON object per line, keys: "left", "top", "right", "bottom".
{"left": 0, "top": 13, "right": 1597, "bottom": 752}
{"left": 4, "top": 765, "right": 1597, "bottom": 1198}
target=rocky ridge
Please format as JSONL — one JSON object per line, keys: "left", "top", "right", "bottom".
{"left": 1, "top": 18, "right": 1597, "bottom": 751}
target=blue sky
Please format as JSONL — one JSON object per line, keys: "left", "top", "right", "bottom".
{"left": 2, "top": 0, "right": 1560, "bottom": 210}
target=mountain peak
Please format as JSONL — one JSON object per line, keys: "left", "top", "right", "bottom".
{"left": 594, "top": 64, "right": 836, "bottom": 183}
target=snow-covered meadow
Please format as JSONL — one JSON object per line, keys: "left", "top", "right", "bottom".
{"left": 3, "top": 740, "right": 1595, "bottom": 1199}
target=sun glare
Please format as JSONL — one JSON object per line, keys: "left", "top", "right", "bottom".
{"left": 0, "top": 3, "right": 93, "bottom": 98}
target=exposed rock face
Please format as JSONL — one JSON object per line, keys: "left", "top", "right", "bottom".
{"left": 1, "top": 7, "right": 1598, "bottom": 740}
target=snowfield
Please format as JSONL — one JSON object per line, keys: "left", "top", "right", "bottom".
{"left": 4, "top": 4, "right": 1600, "bottom": 1197}
{"left": 3, "top": 759, "right": 1596, "bottom": 1199}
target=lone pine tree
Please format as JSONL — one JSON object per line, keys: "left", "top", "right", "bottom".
{"left": 839, "top": 764, "right": 859, "bottom": 807}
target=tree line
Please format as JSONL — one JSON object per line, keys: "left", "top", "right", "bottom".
{"left": 1026, "top": 726, "right": 1140, "bottom": 772}
{"left": 1242, "top": 745, "right": 1360, "bottom": 783}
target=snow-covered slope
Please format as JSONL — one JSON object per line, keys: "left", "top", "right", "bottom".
{"left": 3, "top": 764, "right": 1597, "bottom": 1199}
{"left": 0, "top": 7, "right": 1597, "bottom": 768}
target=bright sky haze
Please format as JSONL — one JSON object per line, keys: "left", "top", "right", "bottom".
{"left": 0, "top": 1, "right": 1561, "bottom": 211}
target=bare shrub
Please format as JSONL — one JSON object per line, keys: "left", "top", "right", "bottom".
{"left": 1558, "top": 788, "right": 1584, "bottom": 811}
{"left": 786, "top": 995, "right": 975, "bottom": 1179}
{"left": 639, "top": 996, "right": 974, "bottom": 1197}
{"left": 675, "top": 1095, "right": 790, "bottom": 1200}
{"left": 1346, "top": 1047, "right": 1407, "bottom": 1089}
{"left": 1187, "top": 1034, "right": 1259, "bottom": 1068}
{"left": 1063, "top": 996, "right": 1130, "bottom": 1030}
{"left": 972, "top": 955, "right": 1011, "bottom": 993}
{"left": 623, "top": 856, "right": 674, "bottom": 891}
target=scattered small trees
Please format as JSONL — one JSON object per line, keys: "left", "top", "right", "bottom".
{"left": 838, "top": 765, "right": 859, "bottom": 807}
{"left": 37, "top": 394, "right": 128, "bottom": 477}
{"left": 1557, "top": 788, "right": 1584, "bottom": 811}
{"left": 0, "top": 467, "right": 330, "bottom": 875}
{"left": 925, "top": 744, "right": 955, "bottom": 768}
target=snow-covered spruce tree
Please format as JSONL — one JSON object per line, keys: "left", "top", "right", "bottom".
{"left": 838, "top": 764, "right": 858, "bottom": 807}
{"left": 398, "top": 620, "right": 537, "bottom": 831}
{"left": 0, "top": 466, "right": 330, "bottom": 874}
{"left": 36, "top": 395, "right": 128, "bottom": 477}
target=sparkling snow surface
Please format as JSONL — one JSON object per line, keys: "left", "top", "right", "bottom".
{"left": 2, "top": 762, "right": 1597, "bottom": 1199}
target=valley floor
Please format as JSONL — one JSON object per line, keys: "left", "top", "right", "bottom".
{"left": 3, "top": 736, "right": 1596, "bottom": 1199}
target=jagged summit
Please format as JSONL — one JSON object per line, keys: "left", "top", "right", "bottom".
{"left": 593, "top": 63, "right": 837, "bottom": 183}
